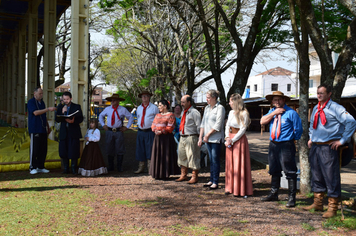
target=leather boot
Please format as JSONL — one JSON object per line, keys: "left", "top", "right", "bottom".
{"left": 134, "top": 161, "right": 145, "bottom": 174}
{"left": 62, "top": 158, "right": 69, "bottom": 174}
{"left": 261, "top": 175, "right": 280, "bottom": 201}
{"left": 71, "top": 159, "right": 77, "bottom": 175}
{"left": 322, "top": 197, "right": 339, "bottom": 218}
{"left": 176, "top": 166, "right": 188, "bottom": 182}
{"left": 107, "top": 155, "right": 115, "bottom": 171}
{"left": 303, "top": 192, "right": 325, "bottom": 211}
{"left": 117, "top": 155, "right": 123, "bottom": 172}
{"left": 286, "top": 178, "right": 297, "bottom": 207}
{"left": 188, "top": 170, "right": 199, "bottom": 184}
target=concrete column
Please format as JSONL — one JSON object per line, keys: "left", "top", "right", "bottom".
{"left": 27, "top": 1, "right": 40, "bottom": 99}
{"left": 7, "top": 49, "right": 13, "bottom": 124}
{"left": 71, "top": 0, "right": 89, "bottom": 135}
{"left": 43, "top": 0, "right": 57, "bottom": 139}
{"left": 18, "top": 22, "right": 27, "bottom": 128}
{"left": 11, "top": 35, "right": 19, "bottom": 127}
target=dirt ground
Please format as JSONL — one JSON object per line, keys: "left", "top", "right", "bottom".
{"left": 10, "top": 129, "right": 356, "bottom": 235}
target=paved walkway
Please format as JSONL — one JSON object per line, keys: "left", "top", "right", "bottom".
{"left": 246, "top": 131, "right": 356, "bottom": 198}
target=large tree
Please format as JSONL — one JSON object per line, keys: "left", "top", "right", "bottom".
{"left": 297, "top": 0, "right": 356, "bottom": 102}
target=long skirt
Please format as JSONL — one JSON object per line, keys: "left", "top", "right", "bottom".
{"left": 78, "top": 142, "right": 108, "bottom": 177}
{"left": 150, "top": 133, "right": 180, "bottom": 179}
{"left": 225, "top": 134, "right": 253, "bottom": 196}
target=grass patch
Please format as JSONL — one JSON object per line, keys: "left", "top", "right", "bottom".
{"left": 322, "top": 212, "right": 356, "bottom": 230}
{"left": 0, "top": 177, "right": 115, "bottom": 235}
{"left": 301, "top": 222, "right": 316, "bottom": 231}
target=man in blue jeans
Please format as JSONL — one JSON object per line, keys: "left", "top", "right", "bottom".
{"left": 260, "top": 91, "right": 302, "bottom": 207}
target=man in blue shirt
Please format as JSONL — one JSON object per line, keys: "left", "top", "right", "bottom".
{"left": 27, "top": 87, "right": 57, "bottom": 174}
{"left": 305, "top": 84, "right": 356, "bottom": 218}
{"left": 260, "top": 91, "right": 303, "bottom": 207}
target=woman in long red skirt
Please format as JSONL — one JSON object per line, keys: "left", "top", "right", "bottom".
{"left": 224, "top": 93, "right": 253, "bottom": 197}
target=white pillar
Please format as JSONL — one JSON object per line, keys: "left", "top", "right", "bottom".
{"left": 71, "top": 0, "right": 89, "bottom": 135}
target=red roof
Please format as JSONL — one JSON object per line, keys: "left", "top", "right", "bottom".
{"left": 256, "top": 67, "right": 294, "bottom": 76}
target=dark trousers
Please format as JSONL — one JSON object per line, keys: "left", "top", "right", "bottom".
{"left": 59, "top": 137, "right": 80, "bottom": 160}
{"left": 268, "top": 140, "right": 297, "bottom": 179}
{"left": 309, "top": 144, "right": 341, "bottom": 197}
{"left": 29, "top": 133, "right": 48, "bottom": 170}
{"left": 135, "top": 130, "right": 155, "bottom": 161}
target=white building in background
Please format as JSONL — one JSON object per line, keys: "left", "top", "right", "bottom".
{"left": 243, "top": 67, "right": 298, "bottom": 98}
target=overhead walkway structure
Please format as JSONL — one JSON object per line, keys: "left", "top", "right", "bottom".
{"left": 0, "top": 0, "right": 90, "bottom": 172}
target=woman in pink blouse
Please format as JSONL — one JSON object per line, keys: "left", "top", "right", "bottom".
{"left": 150, "top": 99, "right": 180, "bottom": 179}
{"left": 224, "top": 94, "right": 253, "bottom": 197}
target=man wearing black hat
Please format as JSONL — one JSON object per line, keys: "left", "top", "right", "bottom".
{"left": 134, "top": 90, "right": 159, "bottom": 174}
{"left": 260, "top": 91, "right": 303, "bottom": 207}
{"left": 99, "top": 94, "right": 134, "bottom": 172}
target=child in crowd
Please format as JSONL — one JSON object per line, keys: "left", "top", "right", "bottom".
{"left": 78, "top": 118, "right": 108, "bottom": 176}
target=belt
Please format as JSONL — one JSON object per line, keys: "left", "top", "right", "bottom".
{"left": 313, "top": 140, "right": 337, "bottom": 145}
{"left": 181, "top": 134, "right": 199, "bottom": 137}
{"left": 138, "top": 128, "right": 152, "bottom": 132}
{"left": 229, "top": 127, "right": 240, "bottom": 134}
{"left": 108, "top": 127, "right": 120, "bottom": 132}
{"left": 271, "top": 140, "right": 293, "bottom": 144}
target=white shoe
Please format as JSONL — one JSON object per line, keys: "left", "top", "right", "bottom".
{"left": 37, "top": 168, "right": 50, "bottom": 173}
{"left": 30, "top": 169, "right": 38, "bottom": 175}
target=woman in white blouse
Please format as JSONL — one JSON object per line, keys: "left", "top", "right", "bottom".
{"left": 224, "top": 93, "right": 253, "bottom": 197}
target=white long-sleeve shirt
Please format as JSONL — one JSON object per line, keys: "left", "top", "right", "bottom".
{"left": 99, "top": 105, "right": 134, "bottom": 128}
{"left": 225, "top": 110, "right": 249, "bottom": 144}
{"left": 84, "top": 128, "right": 100, "bottom": 142}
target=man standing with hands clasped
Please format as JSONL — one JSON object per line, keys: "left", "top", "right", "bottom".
{"left": 28, "top": 87, "right": 57, "bottom": 174}
{"left": 176, "top": 95, "right": 201, "bottom": 183}
{"left": 260, "top": 91, "right": 302, "bottom": 208}
{"left": 134, "top": 90, "right": 159, "bottom": 174}
{"left": 305, "top": 84, "right": 356, "bottom": 218}
{"left": 99, "top": 94, "right": 134, "bottom": 172}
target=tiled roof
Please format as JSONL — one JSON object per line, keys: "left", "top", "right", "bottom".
{"left": 256, "top": 67, "right": 294, "bottom": 76}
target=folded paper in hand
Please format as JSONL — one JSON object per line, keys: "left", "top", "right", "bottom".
{"left": 56, "top": 110, "right": 79, "bottom": 122}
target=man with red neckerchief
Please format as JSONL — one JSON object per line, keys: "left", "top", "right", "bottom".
{"left": 99, "top": 94, "right": 133, "bottom": 172}
{"left": 134, "top": 90, "right": 159, "bottom": 174}
{"left": 176, "top": 95, "right": 201, "bottom": 184}
{"left": 305, "top": 84, "right": 356, "bottom": 218}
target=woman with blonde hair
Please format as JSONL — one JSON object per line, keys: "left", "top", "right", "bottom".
{"left": 224, "top": 93, "right": 253, "bottom": 197}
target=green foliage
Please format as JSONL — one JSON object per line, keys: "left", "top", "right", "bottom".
{"left": 116, "top": 90, "right": 135, "bottom": 107}
{"left": 301, "top": 223, "right": 316, "bottom": 231}
{"left": 322, "top": 212, "right": 356, "bottom": 230}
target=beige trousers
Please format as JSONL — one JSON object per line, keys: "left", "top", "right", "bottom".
{"left": 178, "top": 136, "right": 201, "bottom": 170}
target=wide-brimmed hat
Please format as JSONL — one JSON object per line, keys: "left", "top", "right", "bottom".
{"left": 106, "top": 94, "right": 125, "bottom": 101}
{"left": 138, "top": 90, "right": 153, "bottom": 98}
{"left": 265, "top": 91, "right": 290, "bottom": 102}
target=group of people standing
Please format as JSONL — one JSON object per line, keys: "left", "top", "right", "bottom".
{"left": 28, "top": 84, "right": 356, "bottom": 219}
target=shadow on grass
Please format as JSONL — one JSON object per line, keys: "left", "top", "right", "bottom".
{"left": 0, "top": 184, "right": 83, "bottom": 192}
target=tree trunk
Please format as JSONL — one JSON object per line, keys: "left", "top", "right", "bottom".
{"left": 289, "top": 0, "right": 311, "bottom": 194}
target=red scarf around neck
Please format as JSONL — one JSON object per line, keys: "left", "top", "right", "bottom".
{"left": 111, "top": 105, "right": 120, "bottom": 126}
{"left": 313, "top": 98, "right": 330, "bottom": 129}
{"left": 140, "top": 103, "right": 149, "bottom": 127}
{"left": 179, "top": 105, "right": 191, "bottom": 134}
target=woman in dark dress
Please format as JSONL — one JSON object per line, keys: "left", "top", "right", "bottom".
{"left": 150, "top": 100, "right": 180, "bottom": 179}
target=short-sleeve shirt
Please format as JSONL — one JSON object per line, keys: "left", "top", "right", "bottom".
{"left": 27, "top": 97, "right": 47, "bottom": 134}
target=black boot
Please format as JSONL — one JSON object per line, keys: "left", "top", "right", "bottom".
{"left": 261, "top": 175, "right": 280, "bottom": 201}
{"left": 62, "top": 158, "right": 70, "bottom": 174}
{"left": 117, "top": 155, "right": 124, "bottom": 172}
{"left": 286, "top": 178, "right": 297, "bottom": 207}
{"left": 107, "top": 155, "right": 115, "bottom": 171}
{"left": 71, "top": 159, "right": 78, "bottom": 175}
